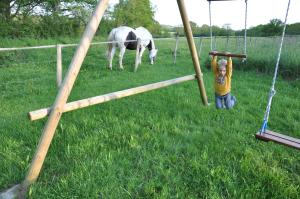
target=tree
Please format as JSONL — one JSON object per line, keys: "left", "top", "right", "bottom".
{"left": 189, "top": 21, "right": 200, "bottom": 36}
{"left": 237, "top": 19, "right": 285, "bottom": 37}
{"left": 286, "top": 23, "right": 300, "bottom": 35}
{"left": 0, "top": 0, "right": 45, "bottom": 20}
{"left": 199, "top": 24, "right": 210, "bottom": 36}
{"left": 262, "top": 19, "right": 283, "bottom": 36}
{"left": 0, "top": 0, "right": 98, "bottom": 20}
{"left": 270, "top": 18, "right": 283, "bottom": 27}
{"left": 0, "top": 0, "right": 100, "bottom": 38}
{"left": 0, "top": 0, "right": 11, "bottom": 19}
{"left": 111, "top": 0, "right": 160, "bottom": 34}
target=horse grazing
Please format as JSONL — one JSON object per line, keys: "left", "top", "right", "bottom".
{"left": 106, "top": 26, "right": 158, "bottom": 70}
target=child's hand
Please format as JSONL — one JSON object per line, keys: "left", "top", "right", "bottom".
{"left": 210, "top": 51, "right": 217, "bottom": 59}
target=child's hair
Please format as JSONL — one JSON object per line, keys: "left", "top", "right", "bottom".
{"left": 218, "top": 59, "right": 227, "bottom": 70}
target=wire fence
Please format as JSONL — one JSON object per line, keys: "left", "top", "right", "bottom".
{"left": 0, "top": 37, "right": 178, "bottom": 52}
{"left": 1, "top": 35, "right": 299, "bottom": 81}
{"left": 1, "top": 35, "right": 299, "bottom": 52}
{"left": 0, "top": 36, "right": 255, "bottom": 53}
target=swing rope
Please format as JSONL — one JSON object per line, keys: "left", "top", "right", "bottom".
{"left": 208, "top": 0, "right": 213, "bottom": 51}
{"left": 208, "top": 0, "right": 248, "bottom": 56}
{"left": 243, "top": 0, "right": 248, "bottom": 56}
{"left": 259, "top": 0, "right": 291, "bottom": 134}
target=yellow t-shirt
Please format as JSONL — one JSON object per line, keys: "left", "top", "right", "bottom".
{"left": 211, "top": 56, "right": 232, "bottom": 96}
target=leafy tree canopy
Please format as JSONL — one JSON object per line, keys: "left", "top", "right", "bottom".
{"left": 111, "top": 0, "right": 160, "bottom": 34}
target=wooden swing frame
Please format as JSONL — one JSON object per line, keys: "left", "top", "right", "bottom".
{"left": 0, "top": 0, "right": 209, "bottom": 197}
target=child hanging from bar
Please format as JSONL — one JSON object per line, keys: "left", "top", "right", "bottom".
{"left": 211, "top": 52, "right": 236, "bottom": 109}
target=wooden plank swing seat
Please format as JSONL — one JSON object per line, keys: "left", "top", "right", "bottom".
{"left": 254, "top": 0, "right": 297, "bottom": 151}
{"left": 255, "top": 129, "right": 300, "bottom": 150}
{"left": 209, "top": 51, "right": 247, "bottom": 59}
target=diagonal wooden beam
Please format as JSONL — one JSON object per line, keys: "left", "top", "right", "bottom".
{"left": 176, "top": 0, "right": 209, "bottom": 106}
{"left": 22, "top": 0, "right": 110, "bottom": 188}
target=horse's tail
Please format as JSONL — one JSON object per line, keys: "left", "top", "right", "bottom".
{"left": 106, "top": 29, "right": 115, "bottom": 58}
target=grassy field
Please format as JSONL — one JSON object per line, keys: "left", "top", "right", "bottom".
{"left": 0, "top": 37, "right": 300, "bottom": 198}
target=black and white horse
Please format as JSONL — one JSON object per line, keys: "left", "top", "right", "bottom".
{"left": 107, "top": 26, "right": 158, "bottom": 70}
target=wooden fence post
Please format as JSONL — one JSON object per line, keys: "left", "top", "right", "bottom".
{"left": 198, "top": 37, "right": 203, "bottom": 57}
{"left": 173, "top": 32, "right": 179, "bottom": 64}
{"left": 214, "top": 36, "right": 217, "bottom": 50}
{"left": 56, "top": 44, "right": 62, "bottom": 87}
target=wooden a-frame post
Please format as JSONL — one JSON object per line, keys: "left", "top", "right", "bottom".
{"left": 177, "top": 0, "right": 208, "bottom": 105}
{"left": 23, "top": 0, "right": 110, "bottom": 187}
{"left": 0, "top": 0, "right": 110, "bottom": 198}
{"left": 0, "top": 0, "right": 207, "bottom": 198}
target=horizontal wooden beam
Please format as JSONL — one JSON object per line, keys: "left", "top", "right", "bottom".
{"left": 29, "top": 74, "right": 196, "bottom": 121}
{"left": 209, "top": 51, "right": 247, "bottom": 58}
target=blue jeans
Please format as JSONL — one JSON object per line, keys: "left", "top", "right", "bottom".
{"left": 215, "top": 93, "right": 236, "bottom": 109}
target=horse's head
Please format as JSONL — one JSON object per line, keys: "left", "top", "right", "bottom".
{"left": 149, "top": 48, "right": 158, "bottom": 64}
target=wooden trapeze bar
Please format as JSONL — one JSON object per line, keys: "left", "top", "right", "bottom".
{"left": 209, "top": 51, "right": 247, "bottom": 59}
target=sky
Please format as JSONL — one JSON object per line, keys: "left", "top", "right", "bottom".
{"left": 109, "top": 0, "right": 300, "bottom": 30}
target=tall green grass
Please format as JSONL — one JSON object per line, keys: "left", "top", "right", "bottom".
{"left": 0, "top": 37, "right": 299, "bottom": 198}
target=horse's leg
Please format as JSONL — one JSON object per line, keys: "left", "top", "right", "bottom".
{"left": 108, "top": 46, "right": 116, "bottom": 70}
{"left": 119, "top": 47, "right": 126, "bottom": 70}
{"left": 138, "top": 46, "right": 146, "bottom": 64}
